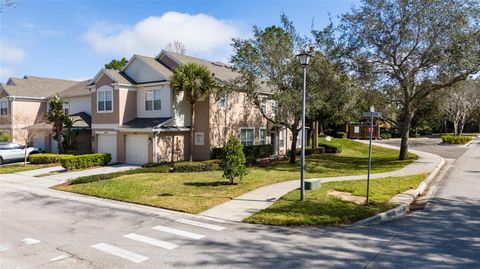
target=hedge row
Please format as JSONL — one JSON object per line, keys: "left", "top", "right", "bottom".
{"left": 68, "top": 161, "right": 220, "bottom": 185}
{"left": 212, "top": 144, "right": 274, "bottom": 164}
{"left": 333, "top": 132, "right": 347, "bottom": 139}
{"left": 60, "top": 153, "right": 111, "bottom": 170}
{"left": 288, "top": 147, "right": 326, "bottom": 156}
{"left": 172, "top": 160, "right": 220, "bottom": 172}
{"left": 441, "top": 136, "right": 472, "bottom": 144}
{"left": 29, "top": 153, "right": 73, "bottom": 164}
{"left": 381, "top": 133, "right": 392, "bottom": 140}
{"left": 318, "top": 142, "right": 343, "bottom": 153}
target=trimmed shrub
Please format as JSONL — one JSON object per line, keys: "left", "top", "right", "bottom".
{"left": 441, "top": 136, "right": 472, "bottom": 144}
{"left": 288, "top": 147, "right": 326, "bottom": 156}
{"left": 381, "top": 133, "right": 392, "bottom": 140}
{"left": 333, "top": 131, "right": 347, "bottom": 139}
{"left": 29, "top": 153, "right": 73, "bottom": 164}
{"left": 211, "top": 147, "right": 224, "bottom": 159}
{"left": 0, "top": 132, "right": 12, "bottom": 142}
{"left": 318, "top": 142, "right": 343, "bottom": 153}
{"left": 60, "top": 153, "right": 111, "bottom": 170}
{"left": 220, "top": 137, "right": 247, "bottom": 184}
{"left": 243, "top": 144, "right": 274, "bottom": 164}
{"left": 172, "top": 160, "right": 220, "bottom": 172}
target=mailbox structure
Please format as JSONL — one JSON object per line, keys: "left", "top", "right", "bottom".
{"left": 347, "top": 122, "right": 381, "bottom": 140}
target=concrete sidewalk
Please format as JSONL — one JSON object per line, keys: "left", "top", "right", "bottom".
{"left": 0, "top": 164, "right": 139, "bottom": 188}
{"left": 200, "top": 142, "right": 443, "bottom": 222}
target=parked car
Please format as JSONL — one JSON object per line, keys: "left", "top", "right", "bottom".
{"left": 0, "top": 143, "right": 41, "bottom": 165}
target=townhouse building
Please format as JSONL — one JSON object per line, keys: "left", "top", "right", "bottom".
{"left": 1, "top": 50, "right": 292, "bottom": 165}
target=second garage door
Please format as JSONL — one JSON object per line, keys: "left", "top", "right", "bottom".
{"left": 126, "top": 135, "right": 149, "bottom": 165}
{"left": 97, "top": 134, "right": 117, "bottom": 163}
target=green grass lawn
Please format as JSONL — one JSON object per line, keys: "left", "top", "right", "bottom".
{"left": 0, "top": 163, "right": 56, "bottom": 174}
{"left": 55, "top": 138, "right": 417, "bottom": 214}
{"left": 244, "top": 174, "right": 427, "bottom": 226}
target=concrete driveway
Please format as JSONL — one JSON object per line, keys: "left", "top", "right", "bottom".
{"left": 0, "top": 140, "right": 478, "bottom": 268}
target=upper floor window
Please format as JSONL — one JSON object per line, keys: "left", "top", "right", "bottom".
{"left": 63, "top": 102, "right": 69, "bottom": 115}
{"left": 145, "top": 90, "right": 161, "bottom": 111}
{"left": 240, "top": 128, "right": 254, "bottom": 147}
{"left": 218, "top": 95, "right": 227, "bottom": 110}
{"left": 97, "top": 88, "right": 113, "bottom": 112}
{"left": 271, "top": 100, "right": 277, "bottom": 115}
{"left": 0, "top": 98, "right": 8, "bottom": 116}
{"left": 260, "top": 100, "right": 267, "bottom": 114}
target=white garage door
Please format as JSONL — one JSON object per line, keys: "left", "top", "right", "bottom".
{"left": 98, "top": 134, "right": 117, "bottom": 163}
{"left": 126, "top": 135, "right": 149, "bottom": 165}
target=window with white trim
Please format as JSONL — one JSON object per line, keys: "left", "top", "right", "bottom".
{"left": 97, "top": 89, "right": 113, "bottom": 112}
{"left": 145, "top": 90, "right": 161, "bottom": 111}
{"left": 271, "top": 100, "right": 277, "bottom": 115}
{"left": 260, "top": 100, "right": 266, "bottom": 114}
{"left": 194, "top": 132, "right": 204, "bottom": 145}
{"left": 259, "top": 128, "right": 268, "bottom": 145}
{"left": 279, "top": 129, "right": 285, "bottom": 148}
{"left": 240, "top": 128, "right": 254, "bottom": 147}
{"left": 63, "top": 102, "right": 69, "bottom": 115}
{"left": 218, "top": 95, "right": 227, "bottom": 109}
{"left": 0, "top": 98, "right": 8, "bottom": 116}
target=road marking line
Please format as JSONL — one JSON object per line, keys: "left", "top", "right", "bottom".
{"left": 123, "top": 233, "right": 178, "bottom": 250}
{"left": 0, "top": 243, "right": 10, "bottom": 252}
{"left": 21, "top": 238, "right": 40, "bottom": 245}
{"left": 91, "top": 243, "right": 148, "bottom": 264}
{"left": 152, "top": 225, "right": 205, "bottom": 239}
{"left": 175, "top": 219, "right": 226, "bottom": 231}
{"left": 50, "top": 254, "right": 70, "bottom": 261}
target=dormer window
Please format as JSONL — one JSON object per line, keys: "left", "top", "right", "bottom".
{"left": 97, "top": 87, "right": 113, "bottom": 112}
{"left": 63, "top": 102, "right": 69, "bottom": 115}
{"left": 145, "top": 90, "right": 161, "bottom": 111}
{"left": 0, "top": 98, "right": 8, "bottom": 115}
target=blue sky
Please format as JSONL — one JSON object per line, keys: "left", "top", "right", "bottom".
{"left": 0, "top": 0, "right": 360, "bottom": 82}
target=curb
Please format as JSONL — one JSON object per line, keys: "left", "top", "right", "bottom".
{"left": 356, "top": 155, "right": 445, "bottom": 225}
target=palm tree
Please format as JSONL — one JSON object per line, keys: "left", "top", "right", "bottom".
{"left": 171, "top": 63, "right": 216, "bottom": 161}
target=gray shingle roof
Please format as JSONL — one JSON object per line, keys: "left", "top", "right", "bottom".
{"left": 2, "top": 75, "right": 78, "bottom": 98}
{"left": 104, "top": 69, "right": 134, "bottom": 85}
{"left": 121, "top": 117, "right": 171, "bottom": 129}
{"left": 57, "top": 79, "right": 91, "bottom": 98}
{"left": 160, "top": 51, "right": 240, "bottom": 84}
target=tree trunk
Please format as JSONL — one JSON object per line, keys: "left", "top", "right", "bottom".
{"left": 458, "top": 114, "right": 466, "bottom": 136}
{"left": 24, "top": 148, "right": 27, "bottom": 166}
{"left": 399, "top": 110, "right": 413, "bottom": 160}
{"left": 289, "top": 129, "right": 299, "bottom": 164}
{"left": 189, "top": 102, "right": 195, "bottom": 162}
{"left": 453, "top": 118, "right": 459, "bottom": 136}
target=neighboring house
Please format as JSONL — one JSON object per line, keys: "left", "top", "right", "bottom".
{"left": 0, "top": 76, "right": 78, "bottom": 151}
{"left": 88, "top": 50, "right": 290, "bottom": 165}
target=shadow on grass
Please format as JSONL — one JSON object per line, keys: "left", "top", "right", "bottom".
{"left": 184, "top": 181, "right": 237, "bottom": 187}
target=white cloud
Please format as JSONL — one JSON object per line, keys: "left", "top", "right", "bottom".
{"left": 0, "top": 43, "right": 26, "bottom": 82}
{"left": 83, "top": 11, "right": 248, "bottom": 62}
{"left": 0, "top": 44, "right": 26, "bottom": 64}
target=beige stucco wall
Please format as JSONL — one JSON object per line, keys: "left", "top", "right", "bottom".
{"left": 209, "top": 91, "right": 267, "bottom": 147}
{"left": 10, "top": 100, "right": 48, "bottom": 144}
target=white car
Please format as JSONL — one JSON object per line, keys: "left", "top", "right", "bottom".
{"left": 0, "top": 143, "right": 41, "bottom": 165}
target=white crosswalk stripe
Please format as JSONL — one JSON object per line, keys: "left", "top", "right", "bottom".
{"left": 152, "top": 225, "right": 205, "bottom": 239}
{"left": 91, "top": 243, "right": 149, "bottom": 264}
{"left": 123, "top": 233, "right": 178, "bottom": 250}
{"left": 50, "top": 254, "right": 70, "bottom": 262}
{"left": 21, "top": 238, "right": 41, "bottom": 245}
{"left": 175, "top": 218, "right": 226, "bottom": 231}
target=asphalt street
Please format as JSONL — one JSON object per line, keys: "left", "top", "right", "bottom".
{"left": 0, "top": 139, "right": 478, "bottom": 268}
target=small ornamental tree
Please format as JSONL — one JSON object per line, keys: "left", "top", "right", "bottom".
{"left": 220, "top": 136, "right": 247, "bottom": 184}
